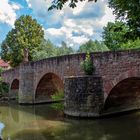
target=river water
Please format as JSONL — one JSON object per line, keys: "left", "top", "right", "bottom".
{"left": 0, "top": 102, "right": 140, "bottom": 140}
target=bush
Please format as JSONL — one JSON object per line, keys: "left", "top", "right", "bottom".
{"left": 51, "top": 90, "right": 64, "bottom": 111}
{"left": 51, "top": 90, "right": 64, "bottom": 101}
{"left": 81, "top": 52, "right": 95, "bottom": 75}
{"left": 0, "top": 77, "right": 9, "bottom": 95}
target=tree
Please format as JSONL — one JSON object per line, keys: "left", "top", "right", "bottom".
{"left": 78, "top": 39, "right": 109, "bottom": 53}
{"left": 0, "top": 77, "right": 9, "bottom": 95}
{"left": 33, "top": 39, "right": 55, "bottom": 60}
{"left": 55, "top": 41, "right": 74, "bottom": 56}
{"left": 1, "top": 15, "right": 44, "bottom": 67}
{"left": 120, "top": 38, "right": 140, "bottom": 50}
{"left": 49, "top": 0, "right": 97, "bottom": 10}
{"left": 108, "top": 0, "right": 140, "bottom": 39}
{"left": 102, "top": 21, "right": 129, "bottom": 51}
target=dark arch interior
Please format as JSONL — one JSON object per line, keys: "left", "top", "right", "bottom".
{"left": 104, "top": 77, "right": 140, "bottom": 111}
{"left": 35, "top": 73, "right": 64, "bottom": 102}
{"left": 11, "top": 79, "right": 19, "bottom": 90}
{"left": 10, "top": 79, "right": 19, "bottom": 100}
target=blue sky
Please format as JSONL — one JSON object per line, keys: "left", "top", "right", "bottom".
{"left": 0, "top": 0, "right": 115, "bottom": 49}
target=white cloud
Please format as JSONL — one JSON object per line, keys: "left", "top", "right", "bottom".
{"left": 99, "top": 4, "right": 115, "bottom": 26}
{"left": 26, "top": 0, "right": 115, "bottom": 48}
{"left": 0, "top": 0, "right": 20, "bottom": 27}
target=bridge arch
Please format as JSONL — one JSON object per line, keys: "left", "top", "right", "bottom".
{"left": 35, "top": 72, "right": 64, "bottom": 102}
{"left": 10, "top": 79, "right": 19, "bottom": 100}
{"left": 104, "top": 77, "right": 140, "bottom": 112}
{"left": 11, "top": 79, "right": 19, "bottom": 90}
{"left": 104, "top": 69, "right": 139, "bottom": 98}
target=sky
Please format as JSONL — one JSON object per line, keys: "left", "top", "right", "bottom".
{"left": 0, "top": 0, "right": 115, "bottom": 49}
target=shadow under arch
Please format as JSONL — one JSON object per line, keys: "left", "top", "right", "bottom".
{"left": 10, "top": 79, "right": 19, "bottom": 100}
{"left": 35, "top": 72, "right": 64, "bottom": 102}
{"left": 104, "top": 77, "right": 140, "bottom": 112}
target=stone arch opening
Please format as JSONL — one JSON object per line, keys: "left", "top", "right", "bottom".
{"left": 35, "top": 73, "right": 64, "bottom": 102}
{"left": 10, "top": 79, "right": 19, "bottom": 100}
{"left": 11, "top": 79, "right": 19, "bottom": 90}
{"left": 104, "top": 77, "right": 140, "bottom": 112}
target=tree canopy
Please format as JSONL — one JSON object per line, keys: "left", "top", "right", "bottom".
{"left": 33, "top": 40, "right": 74, "bottom": 61}
{"left": 1, "top": 15, "right": 44, "bottom": 67}
{"left": 78, "top": 40, "right": 109, "bottom": 53}
{"left": 49, "top": 0, "right": 140, "bottom": 39}
{"left": 102, "top": 21, "right": 130, "bottom": 51}
{"left": 102, "top": 21, "right": 140, "bottom": 51}
{"left": 49, "top": 0, "right": 97, "bottom": 10}
{"left": 108, "top": 0, "right": 140, "bottom": 39}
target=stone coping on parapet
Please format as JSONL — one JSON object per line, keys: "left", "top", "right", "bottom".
{"left": 64, "top": 75, "right": 101, "bottom": 79}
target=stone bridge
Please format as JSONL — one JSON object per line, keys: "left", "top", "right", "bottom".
{"left": 2, "top": 49, "right": 140, "bottom": 116}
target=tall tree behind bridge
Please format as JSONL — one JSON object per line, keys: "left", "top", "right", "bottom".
{"left": 1, "top": 15, "right": 44, "bottom": 67}
{"left": 78, "top": 40, "right": 109, "bottom": 53}
{"left": 108, "top": 0, "right": 140, "bottom": 39}
{"left": 102, "top": 21, "right": 130, "bottom": 51}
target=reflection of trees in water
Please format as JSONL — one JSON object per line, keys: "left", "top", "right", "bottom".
{"left": 11, "top": 112, "right": 140, "bottom": 140}
{"left": 1, "top": 104, "right": 140, "bottom": 140}
{"left": 10, "top": 105, "right": 19, "bottom": 123}
{"left": 64, "top": 114, "right": 140, "bottom": 140}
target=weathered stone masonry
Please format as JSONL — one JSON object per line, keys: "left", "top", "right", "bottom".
{"left": 2, "top": 49, "right": 140, "bottom": 116}
{"left": 64, "top": 76, "right": 104, "bottom": 117}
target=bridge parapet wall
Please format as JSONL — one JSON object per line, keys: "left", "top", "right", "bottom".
{"left": 91, "top": 50, "right": 140, "bottom": 98}
{"left": 1, "top": 49, "right": 140, "bottom": 105}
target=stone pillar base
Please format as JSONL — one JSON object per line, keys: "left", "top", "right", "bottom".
{"left": 64, "top": 76, "right": 104, "bottom": 117}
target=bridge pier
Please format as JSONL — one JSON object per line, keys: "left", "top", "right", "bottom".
{"left": 18, "top": 63, "right": 35, "bottom": 104}
{"left": 64, "top": 76, "right": 104, "bottom": 117}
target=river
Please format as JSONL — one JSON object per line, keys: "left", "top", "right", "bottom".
{"left": 0, "top": 102, "right": 140, "bottom": 140}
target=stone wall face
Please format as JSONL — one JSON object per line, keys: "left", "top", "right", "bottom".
{"left": 64, "top": 76, "right": 104, "bottom": 117}
{"left": 90, "top": 50, "right": 140, "bottom": 99}
{"left": 18, "top": 63, "right": 35, "bottom": 104}
{"left": 2, "top": 49, "right": 140, "bottom": 108}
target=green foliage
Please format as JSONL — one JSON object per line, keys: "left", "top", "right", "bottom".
{"left": 51, "top": 90, "right": 64, "bottom": 101}
{"left": 78, "top": 39, "right": 109, "bottom": 53}
{"left": 102, "top": 21, "right": 130, "bottom": 51}
{"left": 108, "top": 0, "right": 140, "bottom": 39}
{"left": 0, "top": 77, "right": 9, "bottom": 95}
{"left": 33, "top": 40, "right": 74, "bottom": 61}
{"left": 81, "top": 52, "right": 94, "bottom": 75}
{"left": 1, "top": 15, "right": 44, "bottom": 67}
{"left": 33, "top": 39, "right": 55, "bottom": 60}
{"left": 49, "top": 0, "right": 97, "bottom": 10}
{"left": 55, "top": 41, "right": 74, "bottom": 56}
{"left": 120, "top": 38, "right": 140, "bottom": 50}
{"left": 51, "top": 90, "right": 64, "bottom": 111}
{"left": 50, "top": 102, "right": 64, "bottom": 111}
{"left": 0, "top": 67, "right": 4, "bottom": 74}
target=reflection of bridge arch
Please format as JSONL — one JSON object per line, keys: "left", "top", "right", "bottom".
{"left": 35, "top": 73, "right": 64, "bottom": 102}
{"left": 104, "top": 77, "right": 140, "bottom": 112}
{"left": 10, "top": 79, "right": 19, "bottom": 100}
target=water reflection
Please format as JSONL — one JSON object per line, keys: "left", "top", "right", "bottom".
{"left": 0, "top": 103, "right": 140, "bottom": 140}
